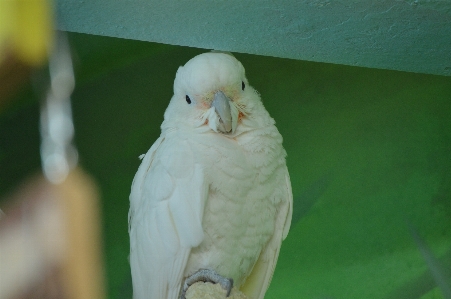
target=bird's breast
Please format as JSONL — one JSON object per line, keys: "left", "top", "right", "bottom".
{"left": 184, "top": 127, "right": 286, "bottom": 286}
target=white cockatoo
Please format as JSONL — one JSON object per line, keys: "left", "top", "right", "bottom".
{"left": 129, "top": 52, "right": 292, "bottom": 299}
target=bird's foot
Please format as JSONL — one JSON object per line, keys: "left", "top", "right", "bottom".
{"left": 180, "top": 269, "right": 234, "bottom": 299}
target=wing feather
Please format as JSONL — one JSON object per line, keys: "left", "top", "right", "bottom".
{"left": 240, "top": 168, "right": 293, "bottom": 299}
{"left": 129, "top": 134, "right": 208, "bottom": 299}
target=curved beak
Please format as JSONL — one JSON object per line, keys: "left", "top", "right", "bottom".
{"left": 211, "top": 91, "right": 237, "bottom": 133}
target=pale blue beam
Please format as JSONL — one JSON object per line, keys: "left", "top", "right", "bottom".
{"left": 56, "top": 1, "right": 451, "bottom": 76}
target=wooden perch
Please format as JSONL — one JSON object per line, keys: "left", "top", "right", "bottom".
{"left": 186, "top": 282, "right": 248, "bottom": 299}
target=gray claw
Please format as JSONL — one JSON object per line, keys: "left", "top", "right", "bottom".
{"left": 180, "top": 269, "right": 234, "bottom": 299}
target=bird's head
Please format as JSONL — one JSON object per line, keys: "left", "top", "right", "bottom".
{"left": 163, "top": 52, "right": 259, "bottom": 135}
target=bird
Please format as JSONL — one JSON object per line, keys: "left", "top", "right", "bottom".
{"left": 128, "top": 52, "right": 292, "bottom": 299}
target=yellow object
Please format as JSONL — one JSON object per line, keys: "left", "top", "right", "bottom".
{"left": 57, "top": 167, "right": 106, "bottom": 299}
{"left": 0, "top": 168, "right": 105, "bottom": 299}
{"left": 0, "top": 0, "right": 53, "bottom": 65}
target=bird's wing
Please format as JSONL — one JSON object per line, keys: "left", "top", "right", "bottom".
{"left": 129, "top": 134, "right": 209, "bottom": 299}
{"left": 240, "top": 168, "right": 293, "bottom": 299}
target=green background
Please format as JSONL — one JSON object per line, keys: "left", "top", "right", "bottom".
{"left": 1, "top": 32, "right": 450, "bottom": 299}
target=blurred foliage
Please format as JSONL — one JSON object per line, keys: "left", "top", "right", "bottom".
{"left": 1, "top": 32, "right": 451, "bottom": 299}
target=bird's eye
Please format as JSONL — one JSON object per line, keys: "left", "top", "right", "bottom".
{"left": 185, "top": 95, "right": 191, "bottom": 104}
{"left": 241, "top": 81, "right": 245, "bottom": 91}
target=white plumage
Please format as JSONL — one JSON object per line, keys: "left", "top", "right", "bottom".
{"left": 129, "top": 52, "right": 292, "bottom": 299}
